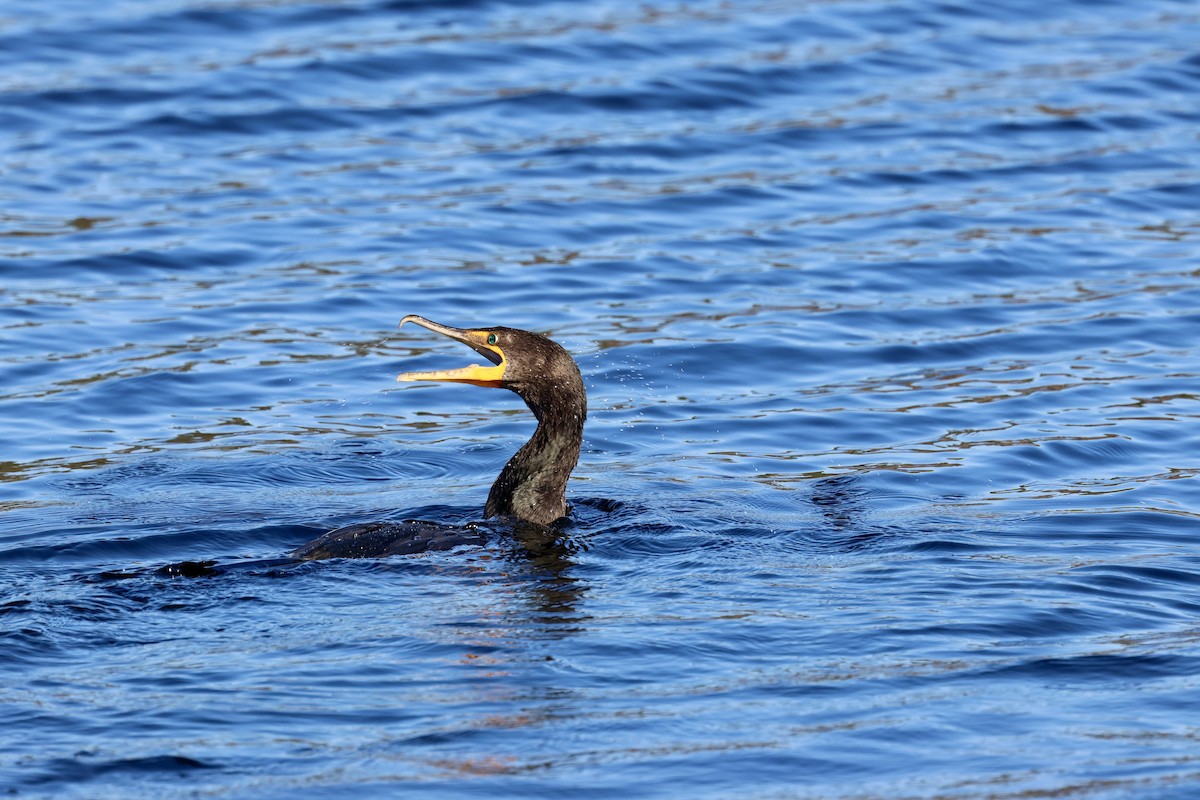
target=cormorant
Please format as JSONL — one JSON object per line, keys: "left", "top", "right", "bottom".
{"left": 292, "top": 315, "right": 586, "bottom": 559}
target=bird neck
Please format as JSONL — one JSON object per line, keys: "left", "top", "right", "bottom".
{"left": 485, "top": 388, "right": 585, "bottom": 526}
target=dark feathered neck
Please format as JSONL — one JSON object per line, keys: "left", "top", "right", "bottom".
{"left": 484, "top": 376, "right": 586, "bottom": 526}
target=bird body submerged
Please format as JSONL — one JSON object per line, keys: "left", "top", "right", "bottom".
{"left": 293, "top": 315, "right": 585, "bottom": 559}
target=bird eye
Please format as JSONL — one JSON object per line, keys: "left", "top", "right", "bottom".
{"left": 487, "top": 333, "right": 497, "bottom": 345}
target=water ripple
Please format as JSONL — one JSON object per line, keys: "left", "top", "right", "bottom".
{"left": 4, "top": 0, "right": 1200, "bottom": 797}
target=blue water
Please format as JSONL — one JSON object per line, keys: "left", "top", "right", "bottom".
{"left": 3, "top": 0, "right": 1200, "bottom": 796}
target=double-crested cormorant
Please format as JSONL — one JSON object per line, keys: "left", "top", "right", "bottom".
{"left": 292, "top": 315, "right": 586, "bottom": 559}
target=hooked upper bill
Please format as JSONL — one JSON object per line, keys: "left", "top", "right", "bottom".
{"left": 396, "top": 315, "right": 507, "bottom": 388}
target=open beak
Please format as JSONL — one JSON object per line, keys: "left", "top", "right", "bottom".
{"left": 396, "top": 315, "right": 507, "bottom": 388}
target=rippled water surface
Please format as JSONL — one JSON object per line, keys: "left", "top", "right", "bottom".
{"left": 4, "top": 0, "right": 1200, "bottom": 797}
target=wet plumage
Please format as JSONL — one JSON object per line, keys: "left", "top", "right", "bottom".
{"left": 293, "top": 315, "right": 585, "bottom": 559}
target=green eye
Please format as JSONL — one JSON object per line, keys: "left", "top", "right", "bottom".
{"left": 486, "top": 333, "right": 497, "bottom": 345}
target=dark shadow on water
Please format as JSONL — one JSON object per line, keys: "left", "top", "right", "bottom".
{"left": 807, "top": 473, "right": 900, "bottom": 551}
{"left": 810, "top": 474, "right": 867, "bottom": 527}
{"left": 21, "top": 754, "right": 216, "bottom": 790}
